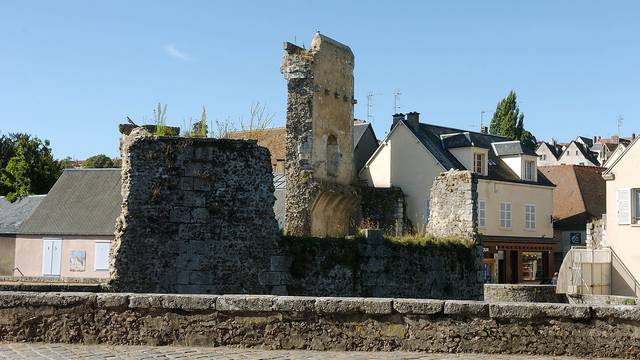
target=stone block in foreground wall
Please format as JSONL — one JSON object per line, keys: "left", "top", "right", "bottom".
{"left": 109, "top": 127, "right": 279, "bottom": 293}
{"left": 425, "top": 170, "right": 478, "bottom": 240}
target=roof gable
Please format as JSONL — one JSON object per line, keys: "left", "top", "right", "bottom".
{"left": 604, "top": 136, "right": 640, "bottom": 175}
{"left": 18, "top": 169, "right": 122, "bottom": 236}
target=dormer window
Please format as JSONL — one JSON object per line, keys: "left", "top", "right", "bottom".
{"left": 473, "top": 153, "right": 485, "bottom": 175}
{"left": 524, "top": 160, "right": 536, "bottom": 181}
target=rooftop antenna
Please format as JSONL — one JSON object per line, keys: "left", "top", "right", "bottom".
{"left": 366, "top": 92, "right": 382, "bottom": 123}
{"left": 617, "top": 115, "right": 624, "bottom": 139}
{"left": 393, "top": 89, "right": 402, "bottom": 113}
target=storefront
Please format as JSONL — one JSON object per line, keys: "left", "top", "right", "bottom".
{"left": 481, "top": 237, "right": 557, "bottom": 284}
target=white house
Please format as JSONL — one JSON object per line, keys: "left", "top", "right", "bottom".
{"left": 360, "top": 113, "right": 555, "bottom": 284}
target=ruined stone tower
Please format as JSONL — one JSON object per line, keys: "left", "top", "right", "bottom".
{"left": 281, "top": 33, "right": 359, "bottom": 237}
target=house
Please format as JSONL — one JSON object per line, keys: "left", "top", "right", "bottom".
{"left": 591, "top": 142, "right": 618, "bottom": 165}
{"left": 360, "top": 112, "right": 555, "bottom": 284}
{"left": 602, "top": 136, "right": 640, "bottom": 292}
{"left": 353, "top": 120, "right": 379, "bottom": 174}
{"left": 603, "top": 142, "right": 627, "bottom": 168}
{"left": 226, "top": 127, "right": 286, "bottom": 173}
{"left": 0, "top": 195, "right": 45, "bottom": 275}
{"left": 557, "top": 140, "right": 600, "bottom": 166}
{"left": 14, "top": 169, "right": 121, "bottom": 278}
{"left": 536, "top": 141, "right": 562, "bottom": 166}
{"left": 538, "top": 165, "right": 605, "bottom": 269}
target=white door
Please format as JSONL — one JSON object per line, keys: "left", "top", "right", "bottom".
{"left": 42, "top": 239, "right": 62, "bottom": 276}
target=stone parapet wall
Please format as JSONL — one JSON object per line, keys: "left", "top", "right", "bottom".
{"left": 484, "top": 284, "right": 567, "bottom": 303}
{"left": 110, "top": 128, "right": 279, "bottom": 294}
{"left": 2, "top": 291, "right": 640, "bottom": 358}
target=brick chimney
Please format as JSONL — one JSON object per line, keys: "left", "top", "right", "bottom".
{"left": 406, "top": 112, "right": 420, "bottom": 130}
{"left": 480, "top": 126, "right": 488, "bottom": 134}
{"left": 392, "top": 113, "right": 405, "bottom": 129}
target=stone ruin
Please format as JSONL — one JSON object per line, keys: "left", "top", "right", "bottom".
{"left": 109, "top": 126, "right": 279, "bottom": 293}
{"left": 281, "top": 33, "right": 361, "bottom": 237}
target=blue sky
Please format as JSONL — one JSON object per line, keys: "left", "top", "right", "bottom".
{"left": 1, "top": 1, "right": 639, "bottom": 159}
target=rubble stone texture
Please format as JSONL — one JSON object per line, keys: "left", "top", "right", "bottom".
{"left": 2, "top": 291, "right": 640, "bottom": 358}
{"left": 425, "top": 170, "right": 478, "bottom": 240}
{"left": 281, "top": 33, "right": 360, "bottom": 237}
{"left": 109, "top": 128, "right": 279, "bottom": 293}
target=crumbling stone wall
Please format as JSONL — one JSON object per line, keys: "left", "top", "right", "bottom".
{"left": 359, "top": 186, "right": 408, "bottom": 236}
{"left": 268, "top": 230, "right": 483, "bottom": 300}
{"left": 281, "top": 33, "right": 359, "bottom": 237}
{"left": 587, "top": 217, "right": 606, "bottom": 249}
{"left": 425, "top": 170, "right": 478, "bottom": 240}
{"left": 3, "top": 291, "right": 640, "bottom": 358}
{"left": 109, "top": 127, "right": 278, "bottom": 294}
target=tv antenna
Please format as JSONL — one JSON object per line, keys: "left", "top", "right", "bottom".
{"left": 366, "top": 92, "right": 382, "bottom": 122}
{"left": 617, "top": 115, "right": 624, "bottom": 137}
{"left": 393, "top": 89, "right": 402, "bottom": 113}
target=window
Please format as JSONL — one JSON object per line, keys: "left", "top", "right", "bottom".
{"left": 500, "top": 202, "right": 512, "bottom": 228}
{"left": 478, "top": 200, "right": 486, "bottom": 227}
{"left": 617, "top": 189, "right": 632, "bottom": 225}
{"left": 523, "top": 160, "right": 536, "bottom": 181}
{"left": 94, "top": 241, "right": 110, "bottom": 271}
{"left": 540, "top": 154, "right": 547, "bottom": 161}
{"left": 473, "top": 153, "right": 484, "bottom": 174}
{"left": 635, "top": 189, "right": 640, "bottom": 225}
{"left": 525, "top": 204, "right": 536, "bottom": 230}
{"left": 576, "top": 150, "right": 579, "bottom": 156}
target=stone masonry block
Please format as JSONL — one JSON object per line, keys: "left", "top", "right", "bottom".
{"left": 361, "top": 298, "right": 393, "bottom": 314}
{"left": 489, "top": 303, "right": 591, "bottom": 320}
{"left": 273, "top": 296, "right": 316, "bottom": 312}
{"left": 270, "top": 256, "right": 291, "bottom": 272}
{"left": 216, "top": 295, "right": 276, "bottom": 312}
{"left": 592, "top": 304, "right": 640, "bottom": 321}
{"left": 96, "top": 293, "right": 130, "bottom": 309}
{"left": 160, "top": 294, "right": 217, "bottom": 311}
{"left": 315, "top": 297, "right": 364, "bottom": 314}
{"left": 393, "top": 299, "right": 444, "bottom": 315}
{"left": 444, "top": 300, "right": 489, "bottom": 317}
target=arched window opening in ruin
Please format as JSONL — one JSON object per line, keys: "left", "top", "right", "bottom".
{"left": 327, "top": 134, "right": 339, "bottom": 177}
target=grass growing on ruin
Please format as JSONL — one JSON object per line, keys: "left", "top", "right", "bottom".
{"left": 383, "top": 234, "right": 475, "bottom": 248}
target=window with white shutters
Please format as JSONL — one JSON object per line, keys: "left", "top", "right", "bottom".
{"left": 617, "top": 189, "right": 631, "bottom": 225}
{"left": 94, "top": 242, "right": 110, "bottom": 271}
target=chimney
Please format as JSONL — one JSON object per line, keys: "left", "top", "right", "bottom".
{"left": 613, "top": 135, "right": 619, "bottom": 144}
{"left": 633, "top": 133, "right": 637, "bottom": 140}
{"left": 593, "top": 136, "right": 597, "bottom": 144}
{"left": 480, "top": 126, "right": 488, "bottom": 134}
{"left": 406, "top": 112, "right": 420, "bottom": 129}
{"left": 392, "top": 113, "right": 405, "bottom": 129}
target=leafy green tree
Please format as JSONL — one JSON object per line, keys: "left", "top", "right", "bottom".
{"left": 489, "top": 90, "right": 537, "bottom": 149}
{"left": 84, "top": 154, "right": 116, "bottom": 168}
{"left": 0, "top": 134, "right": 62, "bottom": 202}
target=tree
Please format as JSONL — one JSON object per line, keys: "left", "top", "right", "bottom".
{"left": 84, "top": 154, "right": 116, "bottom": 168}
{"left": 489, "top": 90, "right": 537, "bottom": 149}
{"left": 0, "top": 134, "right": 62, "bottom": 202}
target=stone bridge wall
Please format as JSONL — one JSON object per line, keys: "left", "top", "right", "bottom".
{"left": 109, "top": 128, "right": 279, "bottom": 294}
{"left": 2, "top": 291, "right": 640, "bottom": 358}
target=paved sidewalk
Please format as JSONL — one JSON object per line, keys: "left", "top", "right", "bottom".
{"left": 0, "top": 343, "right": 609, "bottom": 359}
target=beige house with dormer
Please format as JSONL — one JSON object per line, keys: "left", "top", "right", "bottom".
{"left": 361, "top": 113, "right": 555, "bottom": 284}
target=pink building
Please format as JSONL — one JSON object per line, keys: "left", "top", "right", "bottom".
{"left": 14, "top": 169, "right": 121, "bottom": 279}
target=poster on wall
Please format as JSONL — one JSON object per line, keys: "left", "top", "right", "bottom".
{"left": 69, "top": 250, "right": 86, "bottom": 272}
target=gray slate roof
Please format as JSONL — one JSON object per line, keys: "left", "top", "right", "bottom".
{"left": 573, "top": 141, "right": 601, "bottom": 166}
{"left": 18, "top": 169, "right": 122, "bottom": 236}
{"left": 0, "top": 195, "right": 45, "bottom": 234}
{"left": 492, "top": 140, "right": 538, "bottom": 156}
{"left": 404, "top": 121, "right": 553, "bottom": 186}
{"left": 353, "top": 122, "right": 370, "bottom": 148}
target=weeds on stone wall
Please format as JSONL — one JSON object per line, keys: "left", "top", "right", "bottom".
{"left": 153, "top": 102, "right": 169, "bottom": 136}
{"left": 384, "top": 234, "right": 475, "bottom": 248}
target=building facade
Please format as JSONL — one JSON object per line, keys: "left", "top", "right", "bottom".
{"left": 14, "top": 169, "right": 121, "bottom": 279}
{"left": 361, "top": 113, "right": 555, "bottom": 284}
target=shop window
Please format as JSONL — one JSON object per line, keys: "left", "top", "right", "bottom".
{"left": 525, "top": 204, "right": 536, "bottom": 230}
{"left": 500, "top": 202, "right": 512, "bottom": 228}
{"left": 522, "top": 252, "right": 543, "bottom": 282}
{"left": 477, "top": 200, "right": 486, "bottom": 227}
